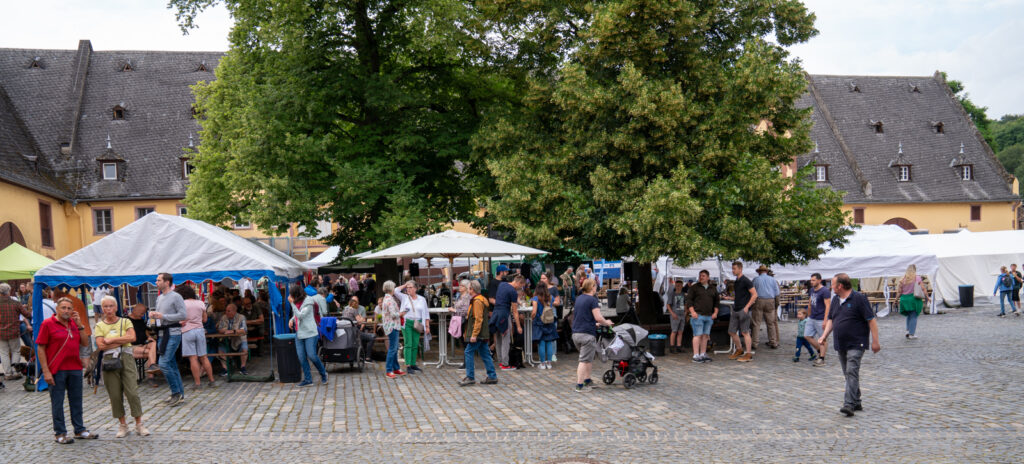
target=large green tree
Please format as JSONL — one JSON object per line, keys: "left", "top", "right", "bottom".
{"left": 474, "top": 0, "right": 850, "bottom": 317}
{"left": 943, "top": 72, "right": 995, "bottom": 148}
{"left": 171, "top": 0, "right": 506, "bottom": 254}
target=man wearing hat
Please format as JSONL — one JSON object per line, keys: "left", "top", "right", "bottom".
{"left": 751, "top": 265, "right": 781, "bottom": 349}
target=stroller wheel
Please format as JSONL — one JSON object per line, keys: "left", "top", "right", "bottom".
{"left": 647, "top": 372, "right": 659, "bottom": 385}
{"left": 623, "top": 373, "right": 637, "bottom": 390}
{"left": 602, "top": 369, "right": 616, "bottom": 385}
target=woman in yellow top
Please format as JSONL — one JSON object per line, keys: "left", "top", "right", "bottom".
{"left": 94, "top": 295, "right": 150, "bottom": 438}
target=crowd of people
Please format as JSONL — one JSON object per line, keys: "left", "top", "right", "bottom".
{"left": 0, "top": 258, "right": 987, "bottom": 443}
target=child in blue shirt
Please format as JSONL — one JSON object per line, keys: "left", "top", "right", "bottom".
{"left": 794, "top": 309, "right": 818, "bottom": 362}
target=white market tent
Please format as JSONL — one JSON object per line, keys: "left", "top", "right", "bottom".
{"left": 361, "top": 230, "right": 546, "bottom": 275}
{"left": 32, "top": 213, "right": 306, "bottom": 387}
{"left": 912, "top": 230, "right": 1024, "bottom": 306}
{"left": 304, "top": 247, "right": 484, "bottom": 270}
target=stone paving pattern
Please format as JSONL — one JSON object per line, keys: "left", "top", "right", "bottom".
{"left": 2, "top": 304, "right": 1023, "bottom": 463}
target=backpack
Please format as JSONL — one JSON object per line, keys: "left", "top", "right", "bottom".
{"left": 1002, "top": 274, "right": 1013, "bottom": 288}
{"left": 540, "top": 302, "right": 555, "bottom": 324}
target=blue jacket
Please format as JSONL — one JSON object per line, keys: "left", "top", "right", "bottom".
{"left": 994, "top": 273, "right": 1015, "bottom": 293}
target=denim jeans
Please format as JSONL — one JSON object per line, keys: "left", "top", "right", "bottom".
{"left": 49, "top": 370, "right": 85, "bottom": 436}
{"left": 463, "top": 340, "right": 496, "bottom": 381}
{"left": 837, "top": 349, "right": 865, "bottom": 408}
{"left": 19, "top": 321, "right": 33, "bottom": 347}
{"left": 295, "top": 335, "right": 326, "bottom": 383}
{"left": 905, "top": 310, "right": 919, "bottom": 335}
{"left": 158, "top": 334, "right": 184, "bottom": 396}
{"left": 999, "top": 290, "right": 1017, "bottom": 315}
{"left": 385, "top": 330, "right": 401, "bottom": 373}
{"left": 795, "top": 337, "right": 815, "bottom": 357}
{"left": 537, "top": 340, "right": 555, "bottom": 362}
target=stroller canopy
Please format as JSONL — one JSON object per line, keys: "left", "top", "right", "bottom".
{"left": 613, "top": 324, "right": 649, "bottom": 346}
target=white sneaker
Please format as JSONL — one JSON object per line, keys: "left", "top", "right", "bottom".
{"left": 116, "top": 423, "right": 129, "bottom": 438}
{"left": 537, "top": 364, "right": 546, "bottom": 370}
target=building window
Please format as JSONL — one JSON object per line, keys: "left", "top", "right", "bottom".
{"left": 815, "top": 165, "right": 828, "bottom": 182}
{"left": 871, "top": 121, "right": 883, "bottom": 134}
{"left": 102, "top": 163, "right": 117, "bottom": 180}
{"left": 970, "top": 205, "right": 981, "bottom": 222}
{"left": 93, "top": 209, "right": 113, "bottom": 235}
{"left": 960, "top": 165, "right": 973, "bottom": 181}
{"left": 182, "top": 159, "right": 194, "bottom": 179}
{"left": 934, "top": 122, "right": 944, "bottom": 134}
{"left": 233, "top": 217, "right": 251, "bottom": 229}
{"left": 177, "top": 205, "right": 188, "bottom": 217}
{"left": 898, "top": 166, "right": 911, "bottom": 182}
{"left": 853, "top": 208, "right": 865, "bottom": 225}
{"left": 39, "top": 201, "right": 53, "bottom": 248}
{"left": 113, "top": 105, "right": 125, "bottom": 120}
{"left": 136, "top": 207, "right": 155, "bottom": 220}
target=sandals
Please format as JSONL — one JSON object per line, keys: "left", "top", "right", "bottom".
{"left": 74, "top": 430, "right": 99, "bottom": 439}
{"left": 54, "top": 434, "right": 74, "bottom": 444}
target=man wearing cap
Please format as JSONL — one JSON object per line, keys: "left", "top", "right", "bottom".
{"left": 487, "top": 265, "right": 510, "bottom": 305}
{"left": 751, "top": 265, "right": 781, "bottom": 349}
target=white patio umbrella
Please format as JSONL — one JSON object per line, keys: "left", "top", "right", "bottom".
{"left": 361, "top": 230, "right": 547, "bottom": 280}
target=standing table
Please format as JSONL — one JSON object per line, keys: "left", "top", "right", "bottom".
{"left": 424, "top": 307, "right": 459, "bottom": 368}
{"left": 518, "top": 306, "right": 538, "bottom": 366}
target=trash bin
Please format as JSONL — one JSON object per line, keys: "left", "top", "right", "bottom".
{"left": 606, "top": 289, "right": 619, "bottom": 308}
{"left": 647, "top": 334, "right": 667, "bottom": 357}
{"left": 273, "top": 334, "right": 301, "bottom": 383}
{"left": 959, "top": 285, "right": 974, "bottom": 308}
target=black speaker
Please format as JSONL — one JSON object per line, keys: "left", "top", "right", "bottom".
{"left": 624, "top": 262, "right": 638, "bottom": 281}
{"left": 409, "top": 262, "right": 420, "bottom": 277}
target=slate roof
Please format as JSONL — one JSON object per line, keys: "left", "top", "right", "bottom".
{"left": 798, "top": 72, "right": 1017, "bottom": 203}
{"left": 0, "top": 40, "right": 221, "bottom": 200}
{"left": 0, "top": 83, "right": 67, "bottom": 198}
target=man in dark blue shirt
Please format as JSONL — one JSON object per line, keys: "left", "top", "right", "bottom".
{"left": 818, "top": 273, "right": 881, "bottom": 417}
{"left": 490, "top": 274, "right": 523, "bottom": 370}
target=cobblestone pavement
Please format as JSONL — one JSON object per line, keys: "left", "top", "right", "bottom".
{"left": 2, "top": 305, "right": 1023, "bottom": 463}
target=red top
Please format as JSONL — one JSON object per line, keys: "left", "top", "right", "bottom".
{"left": 35, "top": 316, "right": 83, "bottom": 373}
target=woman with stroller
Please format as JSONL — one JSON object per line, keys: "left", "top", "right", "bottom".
{"left": 93, "top": 296, "right": 150, "bottom": 438}
{"left": 381, "top": 280, "right": 405, "bottom": 378}
{"left": 572, "top": 278, "right": 614, "bottom": 392}
{"left": 288, "top": 284, "right": 328, "bottom": 387}
{"left": 531, "top": 282, "right": 559, "bottom": 369}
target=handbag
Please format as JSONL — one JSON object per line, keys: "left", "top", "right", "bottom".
{"left": 414, "top": 320, "right": 425, "bottom": 334}
{"left": 101, "top": 319, "right": 127, "bottom": 371}
{"left": 913, "top": 279, "right": 926, "bottom": 299}
{"left": 448, "top": 315, "right": 463, "bottom": 338}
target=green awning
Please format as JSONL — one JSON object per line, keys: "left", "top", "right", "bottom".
{"left": 0, "top": 243, "right": 54, "bottom": 280}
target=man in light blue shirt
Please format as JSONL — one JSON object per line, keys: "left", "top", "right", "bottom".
{"left": 750, "top": 265, "right": 781, "bottom": 349}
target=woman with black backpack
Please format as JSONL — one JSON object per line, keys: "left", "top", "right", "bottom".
{"left": 531, "top": 282, "right": 559, "bottom": 369}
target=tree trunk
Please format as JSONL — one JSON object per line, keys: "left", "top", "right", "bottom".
{"left": 635, "top": 262, "right": 659, "bottom": 324}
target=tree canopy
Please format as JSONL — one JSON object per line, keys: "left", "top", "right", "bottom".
{"left": 172, "top": 0, "right": 506, "bottom": 254}
{"left": 474, "top": 0, "right": 850, "bottom": 267}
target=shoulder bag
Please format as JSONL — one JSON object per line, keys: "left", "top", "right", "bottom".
{"left": 101, "top": 319, "right": 126, "bottom": 372}
{"left": 913, "top": 279, "right": 926, "bottom": 300}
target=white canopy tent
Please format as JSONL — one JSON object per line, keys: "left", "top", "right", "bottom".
{"left": 913, "top": 230, "right": 1024, "bottom": 306}
{"left": 361, "top": 230, "right": 546, "bottom": 280}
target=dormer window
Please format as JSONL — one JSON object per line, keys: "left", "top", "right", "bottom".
{"left": 815, "top": 165, "right": 829, "bottom": 182}
{"left": 113, "top": 105, "right": 125, "bottom": 120}
{"left": 871, "top": 120, "right": 884, "bottom": 134}
{"left": 102, "top": 162, "right": 118, "bottom": 180}
{"left": 196, "top": 60, "right": 209, "bottom": 72}
{"left": 950, "top": 142, "right": 973, "bottom": 180}
{"left": 29, "top": 57, "right": 42, "bottom": 69}
{"left": 121, "top": 59, "right": 134, "bottom": 72}
{"left": 182, "top": 159, "right": 194, "bottom": 179}
{"left": 898, "top": 165, "right": 911, "bottom": 182}
{"left": 849, "top": 82, "right": 860, "bottom": 93}
{"left": 932, "top": 121, "right": 944, "bottom": 134}
{"left": 960, "top": 165, "right": 973, "bottom": 181}
{"left": 909, "top": 83, "right": 920, "bottom": 93}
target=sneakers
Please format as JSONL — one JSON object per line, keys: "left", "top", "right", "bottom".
{"left": 499, "top": 364, "right": 517, "bottom": 371}
{"left": 386, "top": 372, "right": 398, "bottom": 379}
{"left": 840, "top": 406, "right": 855, "bottom": 417}
{"left": 792, "top": 356, "right": 801, "bottom": 362}
{"left": 407, "top": 366, "right": 423, "bottom": 373}
{"left": 207, "top": 380, "right": 219, "bottom": 388}
{"left": 190, "top": 383, "right": 203, "bottom": 391}
{"left": 297, "top": 380, "right": 313, "bottom": 387}
{"left": 169, "top": 393, "right": 184, "bottom": 407}
{"left": 907, "top": 335, "right": 918, "bottom": 340}
{"left": 853, "top": 404, "right": 863, "bottom": 411}
{"left": 481, "top": 377, "right": 499, "bottom": 385}
{"left": 321, "top": 374, "right": 329, "bottom": 385}
{"left": 809, "top": 353, "right": 818, "bottom": 361}
{"left": 457, "top": 363, "right": 466, "bottom": 371}
{"left": 220, "top": 371, "right": 229, "bottom": 377}
{"left": 116, "top": 423, "right": 129, "bottom": 438}
{"left": 692, "top": 356, "right": 703, "bottom": 363}
{"left": 728, "top": 349, "right": 745, "bottom": 360}
{"left": 393, "top": 370, "right": 406, "bottom": 376}
{"left": 999, "top": 313, "right": 1006, "bottom": 318}
{"left": 813, "top": 357, "right": 826, "bottom": 367}
{"left": 239, "top": 367, "right": 249, "bottom": 375}
{"left": 737, "top": 353, "right": 753, "bottom": 363}
{"left": 574, "top": 384, "right": 592, "bottom": 393}
{"left": 458, "top": 377, "right": 476, "bottom": 387}
{"left": 700, "top": 354, "right": 713, "bottom": 363}
{"left": 136, "top": 423, "right": 150, "bottom": 436}
{"left": 145, "top": 364, "right": 161, "bottom": 374}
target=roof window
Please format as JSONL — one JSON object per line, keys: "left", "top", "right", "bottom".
{"left": 29, "top": 56, "right": 43, "bottom": 69}
{"left": 909, "top": 83, "right": 920, "bottom": 93}
{"left": 870, "top": 120, "right": 884, "bottom": 134}
{"left": 113, "top": 104, "right": 126, "bottom": 120}
{"left": 889, "top": 142, "right": 912, "bottom": 182}
{"left": 849, "top": 82, "right": 860, "bottom": 92}
{"left": 121, "top": 59, "right": 134, "bottom": 72}
{"left": 196, "top": 60, "right": 210, "bottom": 72}
{"left": 932, "top": 121, "right": 944, "bottom": 134}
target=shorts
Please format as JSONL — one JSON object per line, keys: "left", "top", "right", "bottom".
{"left": 181, "top": 329, "right": 208, "bottom": 357}
{"left": 1013, "top": 288, "right": 1021, "bottom": 302}
{"left": 572, "top": 333, "right": 598, "bottom": 363}
{"left": 804, "top": 318, "right": 824, "bottom": 338}
{"left": 728, "top": 308, "right": 751, "bottom": 334}
{"left": 690, "top": 315, "right": 713, "bottom": 336}
{"left": 670, "top": 312, "right": 687, "bottom": 332}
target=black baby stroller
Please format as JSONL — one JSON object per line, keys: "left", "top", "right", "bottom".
{"left": 318, "top": 317, "right": 365, "bottom": 372}
{"left": 599, "top": 323, "right": 658, "bottom": 389}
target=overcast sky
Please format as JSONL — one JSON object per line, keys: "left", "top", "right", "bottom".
{"left": 2, "top": 0, "right": 1021, "bottom": 118}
